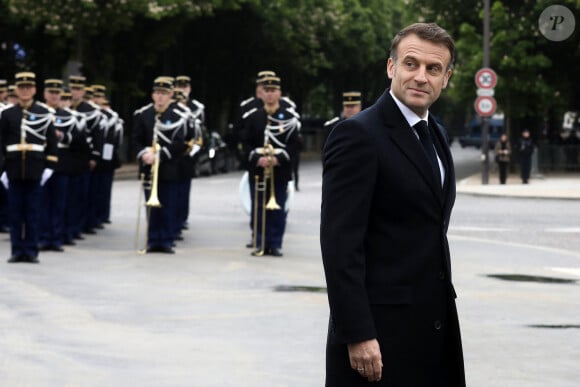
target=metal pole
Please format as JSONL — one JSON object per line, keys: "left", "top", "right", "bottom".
{"left": 481, "top": 0, "right": 490, "bottom": 185}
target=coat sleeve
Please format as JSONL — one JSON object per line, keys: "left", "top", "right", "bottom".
{"left": 320, "top": 118, "right": 379, "bottom": 344}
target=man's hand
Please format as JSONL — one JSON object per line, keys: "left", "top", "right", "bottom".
{"left": 257, "top": 156, "right": 278, "bottom": 168}
{"left": 142, "top": 149, "right": 156, "bottom": 165}
{"left": 347, "top": 339, "right": 383, "bottom": 382}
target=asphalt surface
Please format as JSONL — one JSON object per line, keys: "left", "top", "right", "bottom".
{"left": 0, "top": 146, "right": 578, "bottom": 386}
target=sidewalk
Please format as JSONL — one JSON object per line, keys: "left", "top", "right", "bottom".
{"left": 457, "top": 171, "right": 580, "bottom": 200}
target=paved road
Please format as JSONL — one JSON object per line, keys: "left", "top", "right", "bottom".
{"left": 0, "top": 145, "right": 578, "bottom": 386}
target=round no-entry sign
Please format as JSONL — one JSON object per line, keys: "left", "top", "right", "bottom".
{"left": 474, "top": 68, "right": 497, "bottom": 89}
{"left": 474, "top": 96, "right": 497, "bottom": 117}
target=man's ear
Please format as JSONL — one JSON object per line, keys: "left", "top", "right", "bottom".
{"left": 386, "top": 58, "right": 395, "bottom": 80}
{"left": 442, "top": 69, "right": 452, "bottom": 89}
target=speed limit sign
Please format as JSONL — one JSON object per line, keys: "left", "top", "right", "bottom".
{"left": 474, "top": 96, "right": 497, "bottom": 117}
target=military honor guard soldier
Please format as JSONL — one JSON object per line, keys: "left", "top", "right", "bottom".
{"left": 174, "top": 75, "right": 204, "bottom": 234}
{"left": 38, "top": 78, "right": 84, "bottom": 252}
{"left": 0, "top": 79, "right": 10, "bottom": 233}
{"left": 242, "top": 75, "right": 301, "bottom": 257}
{"left": 323, "top": 91, "right": 362, "bottom": 147}
{"left": 0, "top": 72, "right": 58, "bottom": 263}
{"left": 91, "top": 84, "right": 123, "bottom": 228}
{"left": 68, "top": 75, "right": 105, "bottom": 238}
{"left": 133, "top": 76, "right": 188, "bottom": 253}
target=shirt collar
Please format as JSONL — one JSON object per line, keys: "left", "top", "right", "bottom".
{"left": 389, "top": 89, "right": 429, "bottom": 128}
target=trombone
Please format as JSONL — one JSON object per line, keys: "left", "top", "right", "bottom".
{"left": 135, "top": 118, "right": 163, "bottom": 253}
{"left": 252, "top": 143, "right": 280, "bottom": 256}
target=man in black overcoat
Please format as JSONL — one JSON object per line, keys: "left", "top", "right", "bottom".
{"left": 321, "top": 23, "right": 465, "bottom": 386}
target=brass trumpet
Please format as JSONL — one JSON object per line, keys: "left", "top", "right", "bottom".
{"left": 135, "top": 121, "right": 163, "bottom": 253}
{"left": 252, "top": 143, "right": 280, "bottom": 256}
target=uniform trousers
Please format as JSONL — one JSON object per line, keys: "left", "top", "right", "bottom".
{"left": 93, "top": 169, "right": 114, "bottom": 225}
{"left": 146, "top": 180, "right": 178, "bottom": 249}
{"left": 174, "top": 178, "right": 191, "bottom": 237}
{"left": 8, "top": 180, "right": 42, "bottom": 258}
{"left": 39, "top": 173, "right": 69, "bottom": 248}
{"left": 63, "top": 173, "right": 83, "bottom": 242}
{"left": 249, "top": 179, "right": 288, "bottom": 250}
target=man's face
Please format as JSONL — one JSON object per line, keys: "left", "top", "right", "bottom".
{"left": 15, "top": 84, "right": 36, "bottom": 104}
{"left": 256, "top": 84, "right": 265, "bottom": 100}
{"left": 387, "top": 34, "right": 452, "bottom": 117}
{"left": 60, "top": 99, "right": 72, "bottom": 109}
{"left": 152, "top": 89, "right": 173, "bottom": 111}
{"left": 175, "top": 84, "right": 191, "bottom": 97}
{"left": 0, "top": 90, "right": 7, "bottom": 102}
{"left": 342, "top": 104, "right": 361, "bottom": 119}
{"left": 70, "top": 86, "right": 85, "bottom": 102}
{"left": 262, "top": 87, "right": 280, "bottom": 105}
{"left": 44, "top": 89, "right": 61, "bottom": 108}
{"left": 93, "top": 96, "right": 106, "bottom": 106}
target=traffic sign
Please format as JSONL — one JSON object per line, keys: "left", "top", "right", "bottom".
{"left": 474, "top": 96, "right": 497, "bottom": 117}
{"left": 476, "top": 88, "right": 495, "bottom": 97}
{"left": 474, "top": 67, "right": 497, "bottom": 89}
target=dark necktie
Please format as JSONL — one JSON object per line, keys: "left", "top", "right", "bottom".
{"left": 414, "top": 120, "right": 441, "bottom": 181}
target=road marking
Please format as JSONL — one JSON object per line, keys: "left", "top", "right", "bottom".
{"left": 544, "top": 227, "right": 580, "bottom": 233}
{"left": 549, "top": 267, "right": 580, "bottom": 278}
{"left": 449, "top": 234, "right": 580, "bottom": 260}
{"left": 450, "top": 226, "right": 515, "bottom": 232}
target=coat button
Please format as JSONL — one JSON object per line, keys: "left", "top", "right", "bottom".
{"left": 439, "top": 271, "right": 445, "bottom": 280}
{"left": 434, "top": 320, "right": 442, "bottom": 330}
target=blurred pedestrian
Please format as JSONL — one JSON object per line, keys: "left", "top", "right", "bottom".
{"left": 517, "top": 129, "right": 534, "bottom": 184}
{"left": 494, "top": 133, "right": 511, "bottom": 184}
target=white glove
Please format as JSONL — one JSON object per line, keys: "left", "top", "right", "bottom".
{"left": 40, "top": 168, "right": 54, "bottom": 186}
{"left": 0, "top": 172, "right": 8, "bottom": 189}
{"left": 189, "top": 144, "right": 201, "bottom": 157}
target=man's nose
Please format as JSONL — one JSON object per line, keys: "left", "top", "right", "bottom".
{"left": 414, "top": 66, "right": 428, "bottom": 83}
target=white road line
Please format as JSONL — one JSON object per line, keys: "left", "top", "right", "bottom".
{"left": 549, "top": 267, "right": 580, "bottom": 278}
{"left": 450, "top": 226, "right": 516, "bottom": 232}
{"left": 544, "top": 227, "right": 580, "bottom": 233}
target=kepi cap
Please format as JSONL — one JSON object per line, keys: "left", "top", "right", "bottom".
{"left": 44, "top": 78, "right": 63, "bottom": 92}
{"left": 175, "top": 75, "right": 191, "bottom": 86}
{"left": 342, "top": 91, "right": 361, "bottom": 106}
{"left": 256, "top": 70, "right": 276, "bottom": 84}
{"left": 15, "top": 72, "right": 36, "bottom": 86}
{"left": 261, "top": 76, "right": 281, "bottom": 89}
{"left": 69, "top": 75, "right": 86, "bottom": 88}
{"left": 153, "top": 76, "right": 174, "bottom": 92}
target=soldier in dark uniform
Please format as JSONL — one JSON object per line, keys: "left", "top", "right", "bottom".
{"left": 0, "top": 79, "right": 7, "bottom": 103}
{"left": 69, "top": 75, "right": 105, "bottom": 237}
{"left": 234, "top": 70, "right": 299, "bottom": 170}
{"left": 174, "top": 76, "right": 204, "bottom": 235}
{"left": 133, "top": 76, "right": 187, "bottom": 253}
{"left": 242, "top": 76, "right": 300, "bottom": 257}
{"left": 0, "top": 72, "right": 58, "bottom": 263}
{"left": 91, "top": 84, "right": 123, "bottom": 227}
{"left": 38, "top": 78, "right": 83, "bottom": 251}
{"left": 0, "top": 79, "right": 10, "bottom": 233}
{"left": 323, "top": 91, "right": 362, "bottom": 147}
{"left": 6, "top": 85, "right": 18, "bottom": 105}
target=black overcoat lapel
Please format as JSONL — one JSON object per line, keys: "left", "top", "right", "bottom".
{"left": 377, "top": 92, "right": 444, "bottom": 204}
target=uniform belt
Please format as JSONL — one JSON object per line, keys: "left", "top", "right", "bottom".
{"left": 6, "top": 144, "right": 45, "bottom": 152}
{"left": 58, "top": 143, "right": 70, "bottom": 149}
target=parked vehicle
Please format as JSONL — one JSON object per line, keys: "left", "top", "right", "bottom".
{"left": 459, "top": 114, "right": 504, "bottom": 149}
{"left": 193, "top": 131, "right": 234, "bottom": 177}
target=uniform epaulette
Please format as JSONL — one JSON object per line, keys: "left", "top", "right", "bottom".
{"left": 133, "top": 103, "right": 152, "bottom": 116}
{"left": 285, "top": 107, "right": 300, "bottom": 119}
{"left": 35, "top": 101, "right": 55, "bottom": 114}
{"left": 192, "top": 99, "right": 205, "bottom": 110}
{"left": 242, "top": 107, "right": 258, "bottom": 120}
{"left": 240, "top": 97, "right": 255, "bottom": 107}
{"left": 324, "top": 117, "right": 340, "bottom": 127}
{"left": 281, "top": 96, "right": 296, "bottom": 108}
